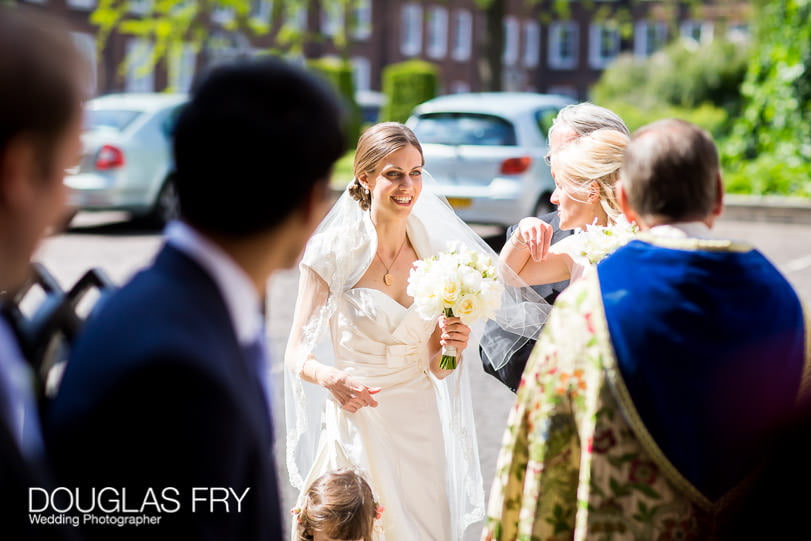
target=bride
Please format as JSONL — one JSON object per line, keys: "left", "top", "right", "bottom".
{"left": 284, "top": 123, "right": 547, "bottom": 540}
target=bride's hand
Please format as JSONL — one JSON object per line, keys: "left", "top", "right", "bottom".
{"left": 439, "top": 315, "right": 471, "bottom": 353}
{"left": 514, "top": 217, "right": 553, "bottom": 262}
{"left": 319, "top": 366, "right": 381, "bottom": 413}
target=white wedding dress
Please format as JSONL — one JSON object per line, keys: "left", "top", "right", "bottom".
{"left": 296, "top": 284, "right": 452, "bottom": 540}
{"left": 286, "top": 184, "right": 550, "bottom": 541}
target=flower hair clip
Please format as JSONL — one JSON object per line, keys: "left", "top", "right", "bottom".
{"left": 374, "top": 503, "right": 384, "bottom": 520}
{"left": 290, "top": 507, "right": 302, "bottom": 523}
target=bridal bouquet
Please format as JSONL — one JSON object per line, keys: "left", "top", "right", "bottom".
{"left": 575, "top": 215, "right": 639, "bottom": 264}
{"left": 407, "top": 243, "right": 504, "bottom": 370}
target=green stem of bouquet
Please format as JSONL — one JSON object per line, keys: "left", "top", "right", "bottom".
{"left": 440, "top": 307, "right": 457, "bottom": 370}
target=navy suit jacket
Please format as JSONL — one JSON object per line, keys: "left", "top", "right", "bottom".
{"left": 482, "top": 211, "right": 573, "bottom": 391}
{"left": 47, "top": 245, "right": 283, "bottom": 540}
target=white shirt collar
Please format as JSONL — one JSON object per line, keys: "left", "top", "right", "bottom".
{"left": 0, "top": 317, "right": 44, "bottom": 459}
{"left": 165, "top": 221, "right": 262, "bottom": 345}
{"left": 648, "top": 221, "right": 714, "bottom": 240}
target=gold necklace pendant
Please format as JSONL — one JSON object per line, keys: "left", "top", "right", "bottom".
{"left": 383, "top": 273, "right": 393, "bottom": 286}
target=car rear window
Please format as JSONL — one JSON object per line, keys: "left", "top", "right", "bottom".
{"left": 84, "top": 109, "right": 141, "bottom": 132}
{"left": 411, "top": 113, "right": 517, "bottom": 146}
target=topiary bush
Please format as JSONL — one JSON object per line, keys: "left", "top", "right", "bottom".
{"left": 381, "top": 60, "right": 439, "bottom": 123}
{"left": 309, "top": 57, "right": 361, "bottom": 147}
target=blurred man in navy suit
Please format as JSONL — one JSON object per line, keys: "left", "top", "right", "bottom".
{"left": 0, "top": 8, "right": 85, "bottom": 540}
{"left": 48, "top": 59, "right": 345, "bottom": 540}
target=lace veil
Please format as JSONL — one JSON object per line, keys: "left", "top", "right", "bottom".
{"left": 283, "top": 172, "right": 550, "bottom": 536}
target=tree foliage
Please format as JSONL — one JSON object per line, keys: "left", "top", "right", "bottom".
{"left": 591, "top": 38, "right": 750, "bottom": 137}
{"left": 722, "top": 0, "right": 811, "bottom": 196}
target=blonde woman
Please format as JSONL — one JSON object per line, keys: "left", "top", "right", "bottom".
{"left": 501, "top": 128, "right": 630, "bottom": 285}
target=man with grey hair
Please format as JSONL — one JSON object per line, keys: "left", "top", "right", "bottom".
{"left": 484, "top": 119, "right": 809, "bottom": 540}
{"left": 482, "top": 102, "right": 629, "bottom": 391}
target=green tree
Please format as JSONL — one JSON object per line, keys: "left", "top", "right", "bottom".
{"left": 722, "top": 0, "right": 811, "bottom": 196}
{"left": 590, "top": 38, "right": 750, "bottom": 137}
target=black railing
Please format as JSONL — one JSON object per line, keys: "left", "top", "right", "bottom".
{"left": 2, "top": 264, "right": 115, "bottom": 398}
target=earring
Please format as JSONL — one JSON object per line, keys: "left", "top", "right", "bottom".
{"left": 364, "top": 186, "right": 370, "bottom": 193}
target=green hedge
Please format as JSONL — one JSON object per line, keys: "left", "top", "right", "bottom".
{"left": 597, "top": 101, "right": 729, "bottom": 139}
{"left": 381, "top": 60, "right": 438, "bottom": 123}
{"left": 309, "top": 58, "right": 361, "bottom": 147}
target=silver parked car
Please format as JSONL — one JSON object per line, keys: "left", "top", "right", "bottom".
{"left": 65, "top": 93, "right": 187, "bottom": 225}
{"left": 406, "top": 92, "right": 575, "bottom": 227}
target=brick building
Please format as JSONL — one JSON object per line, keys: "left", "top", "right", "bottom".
{"left": 16, "top": 0, "right": 749, "bottom": 100}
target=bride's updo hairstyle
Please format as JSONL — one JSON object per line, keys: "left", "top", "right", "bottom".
{"left": 554, "top": 128, "right": 629, "bottom": 223}
{"left": 349, "top": 122, "right": 424, "bottom": 211}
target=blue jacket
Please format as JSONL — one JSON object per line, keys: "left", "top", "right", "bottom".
{"left": 47, "top": 244, "right": 283, "bottom": 540}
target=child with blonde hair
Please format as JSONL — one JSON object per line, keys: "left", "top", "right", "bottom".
{"left": 292, "top": 470, "right": 382, "bottom": 541}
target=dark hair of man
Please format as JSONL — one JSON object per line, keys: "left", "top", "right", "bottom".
{"left": 622, "top": 118, "right": 720, "bottom": 222}
{"left": 172, "top": 58, "right": 346, "bottom": 236}
{"left": 0, "top": 7, "right": 86, "bottom": 180}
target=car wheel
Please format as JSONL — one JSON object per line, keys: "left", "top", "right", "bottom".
{"left": 533, "top": 192, "right": 554, "bottom": 217}
{"left": 151, "top": 177, "right": 180, "bottom": 226}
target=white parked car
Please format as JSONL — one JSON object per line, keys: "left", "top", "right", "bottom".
{"left": 65, "top": 93, "right": 187, "bottom": 225}
{"left": 407, "top": 92, "right": 575, "bottom": 227}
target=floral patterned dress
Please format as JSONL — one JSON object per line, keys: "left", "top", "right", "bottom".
{"left": 483, "top": 261, "right": 811, "bottom": 541}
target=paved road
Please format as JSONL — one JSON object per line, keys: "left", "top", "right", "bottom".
{"left": 35, "top": 212, "right": 811, "bottom": 540}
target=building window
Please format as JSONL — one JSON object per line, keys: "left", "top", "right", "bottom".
{"left": 548, "top": 21, "right": 578, "bottom": 70}
{"left": 726, "top": 23, "right": 749, "bottom": 43}
{"left": 126, "top": 38, "right": 154, "bottom": 93}
{"left": 128, "top": 0, "right": 153, "bottom": 15}
{"left": 680, "top": 20, "right": 713, "bottom": 44}
{"left": 169, "top": 42, "right": 196, "bottom": 93}
{"left": 451, "top": 81, "right": 471, "bottom": 94}
{"left": 251, "top": 0, "right": 273, "bottom": 25}
{"left": 523, "top": 20, "right": 540, "bottom": 68}
{"left": 71, "top": 32, "right": 97, "bottom": 96}
{"left": 211, "top": 6, "right": 235, "bottom": 25}
{"left": 548, "top": 85, "right": 579, "bottom": 100}
{"left": 503, "top": 16, "right": 520, "bottom": 66}
{"left": 66, "top": 0, "right": 96, "bottom": 9}
{"left": 351, "top": 56, "right": 371, "bottom": 91}
{"left": 427, "top": 6, "right": 448, "bottom": 59}
{"left": 321, "top": 1, "right": 343, "bottom": 37}
{"left": 589, "top": 23, "right": 620, "bottom": 69}
{"left": 286, "top": 3, "right": 307, "bottom": 32}
{"left": 451, "top": 10, "right": 472, "bottom": 62}
{"left": 352, "top": 0, "right": 372, "bottom": 40}
{"left": 634, "top": 21, "right": 667, "bottom": 57}
{"left": 400, "top": 3, "right": 422, "bottom": 57}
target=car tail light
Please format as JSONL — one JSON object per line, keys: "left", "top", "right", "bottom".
{"left": 500, "top": 156, "right": 532, "bottom": 175}
{"left": 95, "top": 145, "right": 125, "bottom": 170}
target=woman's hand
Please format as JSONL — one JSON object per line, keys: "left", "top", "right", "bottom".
{"left": 439, "top": 315, "right": 471, "bottom": 354}
{"left": 513, "top": 217, "right": 554, "bottom": 262}
{"left": 318, "top": 366, "right": 381, "bottom": 413}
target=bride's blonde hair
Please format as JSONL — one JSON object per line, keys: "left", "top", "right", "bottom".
{"left": 555, "top": 128, "right": 629, "bottom": 224}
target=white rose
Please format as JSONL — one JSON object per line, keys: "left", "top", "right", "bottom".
{"left": 453, "top": 294, "right": 484, "bottom": 324}
{"left": 460, "top": 265, "right": 482, "bottom": 293}
{"left": 440, "top": 276, "right": 462, "bottom": 307}
{"left": 415, "top": 293, "right": 443, "bottom": 319}
{"left": 480, "top": 279, "right": 504, "bottom": 316}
